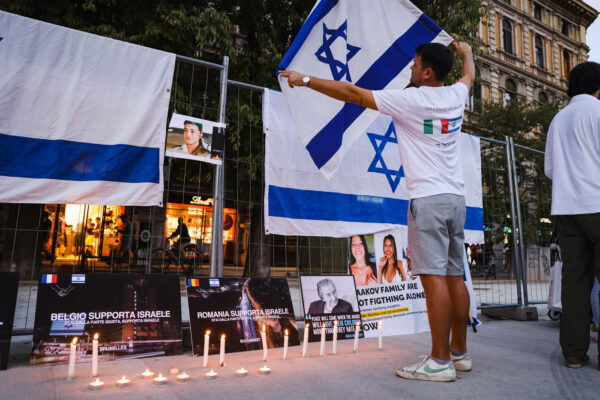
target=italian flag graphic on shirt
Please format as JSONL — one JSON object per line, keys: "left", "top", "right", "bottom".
{"left": 424, "top": 116, "right": 462, "bottom": 134}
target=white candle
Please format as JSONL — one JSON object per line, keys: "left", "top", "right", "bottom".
{"left": 378, "top": 320, "right": 383, "bottom": 350}
{"left": 153, "top": 373, "right": 168, "bottom": 385}
{"left": 258, "top": 365, "right": 271, "bottom": 375}
{"left": 176, "top": 372, "right": 190, "bottom": 382}
{"left": 282, "top": 329, "right": 289, "bottom": 360}
{"left": 353, "top": 321, "right": 360, "bottom": 353}
{"left": 91, "top": 333, "right": 99, "bottom": 377}
{"left": 205, "top": 369, "right": 218, "bottom": 380}
{"left": 235, "top": 367, "right": 248, "bottom": 377}
{"left": 203, "top": 330, "right": 210, "bottom": 368}
{"left": 319, "top": 322, "right": 326, "bottom": 356}
{"left": 261, "top": 324, "right": 268, "bottom": 361}
{"left": 115, "top": 376, "right": 131, "bottom": 388}
{"left": 332, "top": 320, "right": 338, "bottom": 355}
{"left": 302, "top": 323, "right": 309, "bottom": 358}
{"left": 141, "top": 369, "right": 154, "bottom": 379}
{"left": 68, "top": 337, "right": 77, "bottom": 379}
{"left": 88, "top": 378, "right": 104, "bottom": 390}
{"left": 219, "top": 334, "right": 226, "bottom": 366}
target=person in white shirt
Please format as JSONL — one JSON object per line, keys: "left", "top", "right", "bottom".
{"left": 279, "top": 40, "right": 475, "bottom": 382}
{"left": 544, "top": 61, "right": 600, "bottom": 370}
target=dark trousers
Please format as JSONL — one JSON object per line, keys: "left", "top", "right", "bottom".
{"left": 556, "top": 213, "right": 600, "bottom": 360}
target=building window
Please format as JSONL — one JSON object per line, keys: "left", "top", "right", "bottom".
{"left": 538, "top": 92, "right": 549, "bottom": 103}
{"left": 563, "top": 50, "right": 571, "bottom": 79}
{"left": 561, "top": 20, "right": 570, "bottom": 35}
{"left": 535, "top": 35, "right": 544, "bottom": 68}
{"left": 505, "top": 79, "right": 517, "bottom": 103}
{"left": 502, "top": 19, "right": 513, "bottom": 54}
{"left": 533, "top": 3, "right": 542, "bottom": 21}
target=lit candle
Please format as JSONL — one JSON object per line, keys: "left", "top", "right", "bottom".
{"left": 282, "top": 329, "right": 289, "bottom": 360}
{"left": 353, "top": 321, "right": 360, "bottom": 353}
{"left": 332, "top": 320, "right": 338, "bottom": 355}
{"left": 203, "top": 330, "right": 210, "bottom": 368}
{"left": 68, "top": 337, "right": 77, "bottom": 379}
{"left": 235, "top": 367, "right": 248, "bottom": 377}
{"left": 302, "top": 323, "right": 309, "bottom": 358}
{"left": 319, "top": 322, "right": 326, "bottom": 356}
{"left": 141, "top": 369, "right": 154, "bottom": 379}
{"left": 378, "top": 320, "right": 383, "bottom": 350}
{"left": 176, "top": 372, "right": 190, "bottom": 382}
{"left": 258, "top": 365, "right": 271, "bottom": 375}
{"left": 115, "top": 376, "right": 131, "bottom": 388}
{"left": 205, "top": 369, "right": 218, "bottom": 380}
{"left": 153, "top": 373, "right": 168, "bottom": 385}
{"left": 261, "top": 324, "right": 268, "bottom": 361}
{"left": 91, "top": 333, "right": 99, "bottom": 377}
{"left": 88, "top": 378, "right": 104, "bottom": 390}
{"left": 219, "top": 334, "right": 226, "bottom": 367}
{"left": 170, "top": 366, "right": 179, "bottom": 374}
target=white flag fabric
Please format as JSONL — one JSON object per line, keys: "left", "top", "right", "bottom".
{"left": 263, "top": 89, "right": 484, "bottom": 244}
{"left": 0, "top": 11, "right": 175, "bottom": 206}
{"left": 277, "top": 0, "right": 452, "bottom": 178}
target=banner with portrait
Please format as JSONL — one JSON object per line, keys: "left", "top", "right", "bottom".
{"left": 165, "top": 113, "right": 226, "bottom": 165}
{"left": 187, "top": 278, "right": 299, "bottom": 356}
{"left": 0, "top": 272, "right": 19, "bottom": 370}
{"left": 31, "top": 273, "right": 182, "bottom": 366}
{"left": 300, "top": 275, "right": 362, "bottom": 342}
{"left": 349, "top": 229, "right": 429, "bottom": 338}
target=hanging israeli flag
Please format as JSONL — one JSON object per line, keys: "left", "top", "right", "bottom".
{"left": 277, "top": 0, "right": 452, "bottom": 178}
{"left": 0, "top": 11, "right": 175, "bottom": 206}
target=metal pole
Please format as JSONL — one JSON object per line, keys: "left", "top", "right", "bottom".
{"left": 209, "top": 56, "right": 229, "bottom": 278}
{"left": 505, "top": 136, "right": 524, "bottom": 307}
{"left": 509, "top": 137, "right": 529, "bottom": 306}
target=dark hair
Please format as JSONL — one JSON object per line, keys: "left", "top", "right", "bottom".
{"left": 183, "top": 120, "right": 203, "bottom": 131}
{"left": 381, "top": 235, "right": 400, "bottom": 277}
{"left": 567, "top": 61, "right": 600, "bottom": 98}
{"left": 415, "top": 43, "right": 454, "bottom": 82}
{"left": 349, "top": 235, "right": 377, "bottom": 278}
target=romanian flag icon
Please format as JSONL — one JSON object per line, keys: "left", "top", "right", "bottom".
{"left": 187, "top": 278, "right": 200, "bottom": 287}
{"left": 42, "top": 274, "right": 57, "bottom": 284}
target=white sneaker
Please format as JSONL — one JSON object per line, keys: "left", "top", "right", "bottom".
{"left": 396, "top": 356, "right": 456, "bottom": 382}
{"left": 451, "top": 352, "right": 472, "bottom": 371}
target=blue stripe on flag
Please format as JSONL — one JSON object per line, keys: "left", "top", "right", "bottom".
{"left": 0, "top": 133, "right": 160, "bottom": 183}
{"left": 268, "top": 185, "right": 483, "bottom": 231}
{"left": 277, "top": 0, "right": 339, "bottom": 71}
{"left": 306, "top": 14, "right": 443, "bottom": 169}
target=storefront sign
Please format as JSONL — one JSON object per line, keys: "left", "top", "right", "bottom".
{"left": 0, "top": 272, "right": 19, "bottom": 370}
{"left": 187, "top": 278, "right": 299, "bottom": 355}
{"left": 300, "top": 275, "right": 362, "bottom": 342}
{"left": 31, "top": 273, "right": 182, "bottom": 366}
{"left": 190, "top": 196, "right": 214, "bottom": 206}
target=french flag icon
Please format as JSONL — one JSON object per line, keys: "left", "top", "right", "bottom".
{"left": 42, "top": 274, "right": 57, "bottom": 284}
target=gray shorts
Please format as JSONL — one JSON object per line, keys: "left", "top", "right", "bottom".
{"left": 407, "top": 194, "right": 466, "bottom": 277}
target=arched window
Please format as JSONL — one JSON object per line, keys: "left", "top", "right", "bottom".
{"left": 535, "top": 35, "right": 544, "bottom": 68}
{"left": 538, "top": 92, "right": 548, "bottom": 103}
{"left": 563, "top": 50, "right": 571, "bottom": 79}
{"left": 503, "top": 19, "right": 513, "bottom": 54}
{"left": 505, "top": 79, "right": 517, "bottom": 102}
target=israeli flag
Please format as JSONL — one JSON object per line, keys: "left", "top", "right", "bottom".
{"left": 0, "top": 11, "right": 175, "bottom": 206}
{"left": 71, "top": 274, "right": 86, "bottom": 284}
{"left": 278, "top": 0, "right": 452, "bottom": 178}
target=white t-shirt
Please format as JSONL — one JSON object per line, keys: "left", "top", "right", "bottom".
{"left": 544, "top": 94, "right": 600, "bottom": 215}
{"left": 373, "top": 83, "right": 469, "bottom": 199}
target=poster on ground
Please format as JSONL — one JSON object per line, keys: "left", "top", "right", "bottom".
{"left": 0, "top": 272, "right": 19, "bottom": 370}
{"left": 31, "top": 273, "right": 182, "bottom": 366}
{"left": 351, "top": 228, "right": 429, "bottom": 338}
{"left": 187, "top": 278, "right": 299, "bottom": 356}
{"left": 165, "top": 113, "right": 226, "bottom": 165}
{"left": 300, "top": 275, "right": 362, "bottom": 342}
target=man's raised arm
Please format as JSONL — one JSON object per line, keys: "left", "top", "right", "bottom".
{"left": 452, "top": 41, "right": 475, "bottom": 91}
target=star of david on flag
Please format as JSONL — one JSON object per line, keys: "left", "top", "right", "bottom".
{"left": 277, "top": 0, "right": 452, "bottom": 179}
{"left": 367, "top": 122, "right": 404, "bottom": 193}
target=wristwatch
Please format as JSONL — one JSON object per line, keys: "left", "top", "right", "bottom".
{"left": 302, "top": 75, "right": 311, "bottom": 87}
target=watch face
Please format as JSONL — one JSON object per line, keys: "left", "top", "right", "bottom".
{"left": 302, "top": 76, "right": 310, "bottom": 83}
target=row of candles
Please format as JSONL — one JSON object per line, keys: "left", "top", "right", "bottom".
{"left": 72, "top": 320, "right": 384, "bottom": 390}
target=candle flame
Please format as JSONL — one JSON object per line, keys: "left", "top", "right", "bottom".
{"left": 158, "top": 373, "right": 163, "bottom": 378}
{"left": 122, "top": 376, "right": 126, "bottom": 380}
{"left": 145, "top": 369, "right": 150, "bottom": 373}
{"left": 306, "top": 323, "right": 310, "bottom": 328}
{"left": 72, "top": 337, "right": 78, "bottom": 344}
{"left": 93, "top": 333, "right": 99, "bottom": 340}
{"left": 322, "top": 322, "right": 326, "bottom": 327}
{"left": 334, "top": 320, "right": 338, "bottom": 325}
{"left": 95, "top": 378, "right": 100, "bottom": 383}
{"left": 221, "top": 334, "right": 225, "bottom": 339}
{"left": 262, "top": 324, "right": 266, "bottom": 332}
{"left": 284, "top": 329, "right": 288, "bottom": 335}
{"left": 206, "top": 330, "right": 211, "bottom": 335}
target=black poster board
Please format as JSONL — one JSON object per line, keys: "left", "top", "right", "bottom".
{"left": 31, "top": 273, "right": 182, "bottom": 366}
{"left": 187, "top": 278, "right": 299, "bottom": 356}
{"left": 300, "top": 275, "right": 363, "bottom": 342}
{"left": 0, "top": 272, "right": 19, "bottom": 370}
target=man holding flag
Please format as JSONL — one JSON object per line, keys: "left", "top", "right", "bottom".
{"left": 279, "top": 40, "right": 475, "bottom": 382}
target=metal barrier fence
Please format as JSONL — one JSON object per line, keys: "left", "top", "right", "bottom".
{"left": 0, "top": 54, "right": 553, "bottom": 332}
